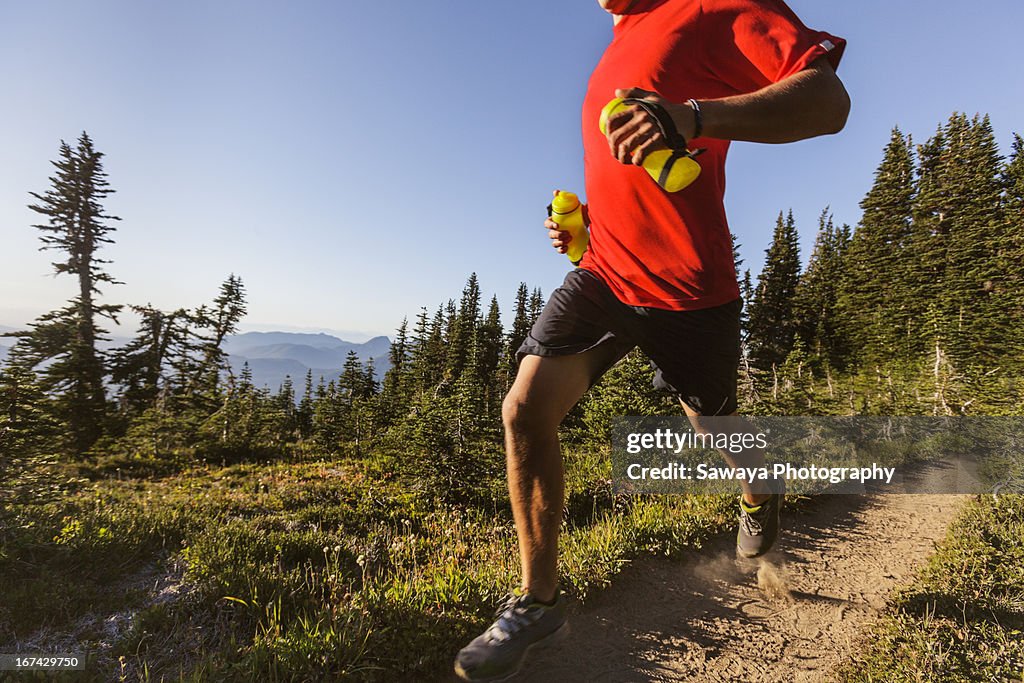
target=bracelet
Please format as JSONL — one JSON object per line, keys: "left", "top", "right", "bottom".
{"left": 687, "top": 98, "right": 703, "bottom": 140}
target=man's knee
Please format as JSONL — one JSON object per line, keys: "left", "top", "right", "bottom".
{"left": 502, "top": 389, "right": 558, "bottom": 437}
{"left": 681, "top": 400, "right": 740, "bottom": 434}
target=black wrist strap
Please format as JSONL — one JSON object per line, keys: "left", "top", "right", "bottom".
{"left": 687, "top": 98, "right": 703, "bottom": 139}
{"left": 621, "top": 97, "right": 689, "bottom": 151}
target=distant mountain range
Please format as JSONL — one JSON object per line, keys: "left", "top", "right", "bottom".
{"left": 0, "top": 327, "right": 392, "bottom": 394}
{"left": 224, "top": 331, "right": 392, "bottom": 392}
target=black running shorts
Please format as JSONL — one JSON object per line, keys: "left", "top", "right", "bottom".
{"left": 516, "top": 268, "right": 741, "bottom": 416}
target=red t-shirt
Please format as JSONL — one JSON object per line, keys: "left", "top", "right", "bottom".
{"left": 579, "top": 0, "right": 845, "bottom": 310}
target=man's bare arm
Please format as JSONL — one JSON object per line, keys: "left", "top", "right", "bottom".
{"left": 606, "top": 57, "right": 850, "bottom": 165}
{"left": 697, "top": 58, "right": 850, "bottom": 143}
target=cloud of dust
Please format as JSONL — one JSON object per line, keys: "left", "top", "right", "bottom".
{"left": 692, "top": 551, "right": 745, "bottom": 584}
{"left": 756, "top": 559, "right": 794, "bottom": 604}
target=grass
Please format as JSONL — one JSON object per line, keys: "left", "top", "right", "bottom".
{"left": 11, "top": 438, "right": 1019, "bottom": 681}
{"left": 0, "top": 445, "right": 739, "bottom": 681}
{"left": 840, "top": 494, "right": 1024, "bottom": 682}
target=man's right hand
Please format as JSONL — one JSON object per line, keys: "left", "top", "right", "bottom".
{"left": 546, "top": 189, "right": 588, "bottom": 255}
{"left": 546, "top": 215, "right": 571, "bottom": 255}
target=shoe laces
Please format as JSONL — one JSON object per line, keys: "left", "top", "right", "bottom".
{"left": 740, "top": 510, "right": 764, "bottom": 536}
{"left": 740, "top": 500, "right": 767, "bottom": 536}
{"left": 485, "top": 592, "right": 542, "bottom": 643}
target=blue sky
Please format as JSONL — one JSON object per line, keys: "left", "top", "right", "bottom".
{"left": 1, "top": 1, "right": 1022, "bottom": 341}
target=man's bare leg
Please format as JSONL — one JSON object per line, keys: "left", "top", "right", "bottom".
{"left": 503, "top": 346, "right": 623, "bottom": 603}
{"left": 681, "top": 402, "right": 771, "bottom": 506}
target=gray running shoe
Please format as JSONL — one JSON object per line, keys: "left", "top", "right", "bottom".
{"left": 736, "top": 476, "right": 786, "bottom": 558}
{"left": 454, "top": 589, "right": 569, "bottom": 682}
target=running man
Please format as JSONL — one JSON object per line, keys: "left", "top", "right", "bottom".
{"left": 455, "top": 0, "right": 848, "bottom": 679}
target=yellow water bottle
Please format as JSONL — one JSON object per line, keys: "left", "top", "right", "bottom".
{"left": 549, "top": 191, "right": 589, "bottom": 265}
{"left": 599, "top": 97, "right": 703, "bottom": 193}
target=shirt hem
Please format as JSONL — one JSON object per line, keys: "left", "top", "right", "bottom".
{"left": 580, "top": 265, "right": 741, "bottom": 312}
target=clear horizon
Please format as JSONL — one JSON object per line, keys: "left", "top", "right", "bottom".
{"left": 2, "top": 1, "right": 1022, "bottom": 341}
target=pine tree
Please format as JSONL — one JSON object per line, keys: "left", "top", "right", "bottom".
{"left": 410, "top": 305, "right": 446, "bottom": 391}
{"left": 908, "top": 124, "right": 949, "bottom": 319}
{"left": 528, "top": 287, "right": 545, "bottom": 326}
{"left": 771, "top": 338, "right": 814, "bottom": 415}
{"left": 794, "top": 210, "right": 851, "bottom": 369}
{"left": 8, "top": 133, "right": 123, "bottom": 453}
{"left": 379, "top": 318, "right": 411, "bottom": 424}
{"left": 839, "top": 127, "right": 916, "bottom": 364}
{"left": 297, "top": 369, "right": 315, "bottom": 439}
{"left": 0, "top": 364, "right": 58, "bottom": 460}
{"left": 1001, "top": 133, "right": 1024, "bottom": 363}
{"left": 0, "top": 363, "right": 60, "bottom": 509}
{"left": 934, "top": 114, "right": 1005, "bottom": 365}
{"left": 449, "top": 274, "right": 482, "bottom": 379}
{"left": 578, "top": 349, "right": 676, "bottom": 443}
{"left": 747, "top": 210, "right": 802, "bottom": 371}
{"left": 260, "top": 375, "right": 297, "bottom": 447}
{"left": 503, "top": 283, "right": 532, "bottom": 389}
{"left": 739, "top": 269, "right": 754, "bottom": 341}
{"left": 478, "top": 296, "right": 504, "bottom": 414}
{"left": 110, "top": 305, "right": 190, "bottom": 414}
{"left": 186, "top": 274, "right": 247, "bottom": 401}
{"left": 339, "top": 351, "right": 367, "bottom": 399}
{"left": 310, "top": 377, "right": 341, "bottom": 451}
{"left": 200, "top": 361, "right": 271, "bottom": 457}
{"left": 409, "top": 307, "right": 431, "bottom": 391}
{"left": 731, "top": 233, "right": 744, "bottom": 277}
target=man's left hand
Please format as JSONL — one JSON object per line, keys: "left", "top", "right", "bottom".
{"left": 604, "top": 87, "right": 696, "bottom": 166}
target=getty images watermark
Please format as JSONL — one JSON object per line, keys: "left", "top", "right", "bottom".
{"left": 611, "top": 416, "right": 1024, "bottom": 496}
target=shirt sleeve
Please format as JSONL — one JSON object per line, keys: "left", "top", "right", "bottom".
{"left": 700, "top": 0, "right": 846, "bottom": 93}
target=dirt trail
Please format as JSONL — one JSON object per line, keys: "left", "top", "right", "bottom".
{"left": 518, "top": 463, "right": 969, "bottom": 683}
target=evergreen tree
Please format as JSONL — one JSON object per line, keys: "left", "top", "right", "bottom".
{"left": 746, "top": 210, "right": 802, "bottom": 371}
{"left": 0, "top": 364, "right": 58, "bottom": 460}
{"left": 839, "top": 127, "right": 916, "bottom": 364}
{"left": 0, "top": 363, "right": 60, "bottom": 509}
{"left": 926, "top": 114, "right": 1005, "bottom": 365}
{"left": 770, "top": 339, "right": 814, "bottom": 415}
{"left": 578, "top": 349, "right": 676, "bottom": 443}
{"left": 739, "top": 269, "right": 754, "bottom": 342}
{"left": 409, "top": 307, "right": 432, "bottom": 391}
{"left": 503, "top": 283, "right": 532, "bottom": 388}
{"left": 794, "top": 210, "right": 851, "bottom": 369}
{"left": 528, "top": 287, "right": 545, "bottom": 326}
{"left": 731, "top": 233, "right": 744, "bottom": 277}
{"left": 276, "top": 375, "right": 297, "bottom": 437}
{"left": 8, "top": 133, "right": 122, "bottom": 453}
{"left": 731, "top": 234, "right": 749, "bottom": 337}
{"left": 186, "top": 274, "right": 247, "bottom": 401}
{"left": 1001, "top": 134, "right": 1024, "bottom": 362}
{"left": 478, "top": 296, "right": 504, "bottom": 414}
{"left": 297, "top": 369, "right": 315, "bottom": 439}
{"left": 337, "top": 351, "right": 373, "bottom": 451}
{"left": 310, "top": 377, "right": 342, "bottom": 450}
{"left": 449, "top": 274, "right": 482, "bottom": 379}
{"left": 199, "top": 361, "right": 273, "bottom": 457}
{"left": 908, "top": 124, "right": 949, "bottom": 319}
{"left": 423, "top": 306, "right": 447, "bottom": 389}
{"left": 379, "top": 318, "right": 411, "bottom": 424}
{"left": 339, "top": 351, "right": 367, "bottom": 399}
{"left": 110, "top": 304, "right": 189, "bottom": 414}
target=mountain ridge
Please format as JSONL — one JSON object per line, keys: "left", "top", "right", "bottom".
{"left": 225, "top": 331, "right": 391, "bottom": 390}
{"left": 0, "top": 330, "right": 391, "bottom": 392}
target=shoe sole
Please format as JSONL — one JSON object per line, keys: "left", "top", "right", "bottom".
{"left": 736, "top": 542, "right": 774, "bottom": 559}
{"left": 453, "top": 620, "right": 571, "bottom": 682}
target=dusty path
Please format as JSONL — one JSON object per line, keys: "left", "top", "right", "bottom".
{"left": 517, "top": 464, "right": 968, "bottom": 682}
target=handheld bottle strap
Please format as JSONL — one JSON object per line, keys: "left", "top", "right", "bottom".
{"left": 620, "top": 97, "right": 707, "bottom": 158}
